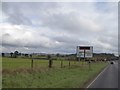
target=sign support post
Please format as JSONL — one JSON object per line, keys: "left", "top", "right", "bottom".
{"left": 76, "top": 46, "right": 93, "bottom": 70}
{"left": 83, "top": 49, "right": 85, "bottom": 66}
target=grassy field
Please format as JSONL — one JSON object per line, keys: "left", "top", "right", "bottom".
{"left": 2, "top": 57, "right": 85, "bottom": 70}
{"left": 2, "top": 57, "right": 108, "bottom": 88}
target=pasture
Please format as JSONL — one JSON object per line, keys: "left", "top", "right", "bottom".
{"left": 2, "top": 57, "right": 88, "bottom": 71}
{"left": 2, "top": 57, "right": 108, "bottom": 88}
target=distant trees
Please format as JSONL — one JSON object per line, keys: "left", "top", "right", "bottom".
{"left": 56, "top": 53, "right": 60, "bottom": 57}
{"left": 2, "top": 53, "right": 5, "bottom": 57}
{"left": 25, "top": 54, "right": 29, "bottom": 57}
{"left": 10, "top": 52, "right": 13, "bottom": 58}
{"left": 13, "top": 51, "right": 19, "bottom": 58}
{"left": 18, "top": 53, "right": 21, "bottom": 56}
{"left": 30, "top": 54, "right": 32, "bottom": 58}
{"left": 1, "top": 51, "right": 33, "bottom": 58}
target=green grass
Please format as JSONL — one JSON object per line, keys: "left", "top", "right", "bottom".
{"left": 2, "top": 57, "right": 108, "bottom": 88}
{"left": 3, "top": 57, "right": 32, "bottom": 70}
{"left": 2, "top": 57, "right": 85, "bottom": 70}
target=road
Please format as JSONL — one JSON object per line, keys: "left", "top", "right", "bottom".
{"left": 87, "top": 61, "right": 118, "bottom": 88}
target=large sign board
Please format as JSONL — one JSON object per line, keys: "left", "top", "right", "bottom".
{"left": 76, "top": 46, "right": 93, "bottom": 58}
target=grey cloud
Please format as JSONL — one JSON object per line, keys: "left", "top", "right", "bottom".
{"left": 41, "top": 12, "right": 99, "bottom": 34}
{"left": 51, "top": 34, "right": 79, "bottom": 44}
{"left": 2, "top": 2, "right": 32, "bottom": 25}
{"left": 2, "top": 2, "right": 60, "bottom": 26}
{"left": 41, "top": 13, "right": 80, "bottom": 31}
{"left": 98, "top": 36, "right": 118, "bottom": 48}
{"left": 1, "top": 2, "right": 118, "bottom": 55}
{"left": 2, "top": 34, "right": 50, "bottom": 49}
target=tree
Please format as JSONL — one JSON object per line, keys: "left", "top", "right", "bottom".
{"left": 2, "top": 53, "right": 5, "bottom": 57}
{"left": 56, "top": 53, "right": 60, "bottom": 57}
{"left": 30, "top": 54, "right": 32, "bottom": 58}
{"left": 14, "top": 51, "right": 19, "bottom": 58}
{"left": 10, "top": 52, "right": 13, "bottom": 58}
{"left": 25, "top": 54, "right": 29, "bottom": 57}
{"left": 18, "top": 53, "right": 21, "bottom": 56}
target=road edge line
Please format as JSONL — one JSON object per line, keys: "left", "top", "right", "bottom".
{"left": 86, "top": 64, "right": 109, "bottom": 88}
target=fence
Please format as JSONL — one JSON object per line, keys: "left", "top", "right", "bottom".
{"left": 30, "top": 56, "right": 90, "bottom": 69}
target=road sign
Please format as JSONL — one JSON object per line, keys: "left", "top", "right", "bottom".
{"left": 76, "top": 46, "right": 93, "bottom": 58}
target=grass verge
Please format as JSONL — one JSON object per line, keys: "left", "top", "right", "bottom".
{"left": 2, "top": 61, "right": 108, "bottom": 88}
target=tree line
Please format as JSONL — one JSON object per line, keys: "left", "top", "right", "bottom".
{"left": 2, "top": 51, "right": 32, "bottom": 58}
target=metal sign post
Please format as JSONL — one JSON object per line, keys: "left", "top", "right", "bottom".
{"left": 83, "top": 49, "right": 85, "bottom": 66}
{"left": 76, "top": 46, "right": 93, "bottom": 70}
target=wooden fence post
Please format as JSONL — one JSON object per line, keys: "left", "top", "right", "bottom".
{"left": 68, "top": 58, "right": 70, "bottom": 68}
{"left": 31, "top": 59, "right": 33, "bottom": 69}
{"left": 74, "top": 58, "right": 76, "bottom": 64}
{"left": 88, "top": 60, "right": 91, "bottom": 70}
{"left": 48, "top": 55, "right": 52, "bottom": 68}
{"left": 61, "top": 59, "right": 63, "bottom": 68}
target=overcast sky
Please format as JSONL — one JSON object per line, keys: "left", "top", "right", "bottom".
{"left": 0, "top": 1, "right": 118, "bottom": 55}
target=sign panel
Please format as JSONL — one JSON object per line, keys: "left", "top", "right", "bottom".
{"left": 80, "top": 47, "right": 90, "bottom": 50}
{"left": 76, "top": 46, "right": 93, "bottom": 58}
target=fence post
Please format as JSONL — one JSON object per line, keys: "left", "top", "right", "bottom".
{"left": 48, "top": 55, "right": 52, "bottom": 68}
{"left": 74, "top": 58, "right": 76, "bottom": 64}
{"left": 88, "top": 60, "right": 91, "bottom": 70}
{"left": 61, "top": 59, "right": 63, "bottom": 68}
{"left": 31, "top": 59, "right": 33, "bottom": 69}
{"left": 68, "top": 58, "right": 70, "bottom": 68}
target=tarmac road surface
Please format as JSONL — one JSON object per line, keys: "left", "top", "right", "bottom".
{"left": 87, "top": 61, "right": 118, "bottom": 88}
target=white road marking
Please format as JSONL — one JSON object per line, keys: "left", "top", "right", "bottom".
{"left": 86, "top": 65, "right": 109, "bottom": 88}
